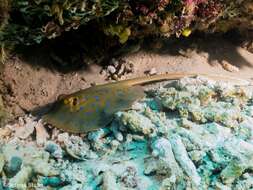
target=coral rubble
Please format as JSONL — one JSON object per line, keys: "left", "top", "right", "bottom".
{"left": 1, "top": 77, "right": 253, "bottom": 189}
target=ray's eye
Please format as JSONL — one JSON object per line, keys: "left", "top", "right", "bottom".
{"left": 64, "top": 96, "right": 79, "bottom": 107}
{"left": 72, "top": 97, "right": 78, "bottom": 106}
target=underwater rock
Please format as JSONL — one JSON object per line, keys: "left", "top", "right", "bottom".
{"left": 0, "top": 126, "right": 11, "bottom": 139}
{"left": 35, "top": 120, "right": 49, "bottom": 146}
{"left": 102, "top": 170, "right": 118, "bottom": 190}
{"left": 174, "top": 124, "right": 206, "bottom": 150}
{"left": 222, "top": 138, "right": 253, "bottom": 160}
{"left": 57, "top": 132, "right": 69, "bottom": 144}
{"left": 238, "top": 116, "right": 253, "bottom": 140}
{"left": 120, "top": 166, "right": 138, "bottom": 188}
{"left": 110, "top": 122, "right": 123, "bottom": 142}
{"left": 45, "top": 141, "right": 64, "bottom": 159}
{"left": 5, "top": 156, "right": 22, "bottom": 177}
{"left": 88, "top": 128, "right": 111, "bottom": 141}
{"left": 8, "top": 166, "right": 32, "bottom": 190}
{"left": 244, "top": 105, "right": 253, "bottom": 117}
{"left": 143, "top": 157, "right": 160, "bottom": 175}
{"left": 169, "top": 134, "right": 201, "bottom": 188}
{"left": 213, "top": 182, "right": 231, "bottom": 190}
{"left": 58, "top": 162, "right": 87, "bottom": 186}
{"left": 201, "top": 122, "right": 232, "bottom": 147}
{"left": 104, "top": 58, "right": 135, "bottom": 80}
{"left": 41, "top": 176, "right": 66, "bottom": 187}
{"left": 157, "top": 79, "right": 250, "bottom": 130}
{"left": 119, "top": 111, "right": 156, "bottom": 136}
{"left": 205, "top": 137, "right": 253, "bottom": 187}
{"left": 143, "top": 107, "right": 169, "bottom": 134}
{"left": 107, "top": 65, "right": 116, "bottom": 75}
{"left": 234, "top": 173, "right": 253, "bottom": 190}
{"left": 160, "top": 176, "right": 178, "bottom": 190}
{"left": 220, "top": 158, "right": 247, "bottom": 185}
{"left": 51, "top": 128, "right": 61, "bottom": 141}
{"left": 64, "top": 135, "right": 97, "bottom": 160}
{"left": 149, "top": 137, "right": 183, "bottom": 178}
{"left": 13, "top": 116, "right": 36, "bottom": 139}
{"left": 221, "top": 60, "right": 239, "bottom": 72}
{"left": 188, "top": 150, "right": 206, "bottom": 163}
{"left": 88, "top": 128, "right": 115, "bottom": 152}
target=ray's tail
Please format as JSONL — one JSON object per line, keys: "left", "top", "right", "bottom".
{"left": 122, "top": 73, "right": 251, "bottom": 86}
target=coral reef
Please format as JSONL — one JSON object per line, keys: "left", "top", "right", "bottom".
{"left": 1, "top": 77, "right": 253, "bottom": 189}
{"left": 0, "top": 1, "right": 252, "bottom": 54}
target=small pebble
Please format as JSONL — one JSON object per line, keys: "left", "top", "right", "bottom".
{"left": 0, "top": 127, "right": 12, "bottom": 138}
{"left": 35, "top": 120, "right": 49, "bottom": 146}
{"left": 117, "top": 64, "right": 125, "bottom": 76}
{"left": 5, "top": 156, "right": 23, "bottom": 176}
{"left": 221, "top": 60, "right": 239, "bottom": 72}
{"left": 57, "top": 132, "right": 69, "bottom": 143}
{"left": 112, "top": 74, "right": 119, "bottom": 81}
{"left": 45, "top": 141, "right": 64, "bottom": 159}
{"left": 107, "top": 65, "right": 116, "bottom": 74}
{"left": 14, "top": 121, "right": 35, "bottom": 140}
{"left": 42, "top": 176, "right": 65, "bottom": 187}
{"left": 125, "top": 61, "right": 134, "bottom": 73}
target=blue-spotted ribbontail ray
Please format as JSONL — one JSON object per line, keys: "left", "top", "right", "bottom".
{"left": 42, "top": 73, "right": 250, "bottom": 133}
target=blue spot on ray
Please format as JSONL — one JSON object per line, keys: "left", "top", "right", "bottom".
{"left": 94, "top": 96, "right": 100, "bottom": 101}
{"left": 96, "top": 107, "right": 100, "bottom": 113}
{"left": 105, "top": 101, "right": 110, "bottom": 108}
{"left": 91, "top": 102, "right": 96, "bottom": 107}
{"left": 85, "top": 111, "right": 92, "bottom": 116}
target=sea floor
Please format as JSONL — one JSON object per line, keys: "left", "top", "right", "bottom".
{"left": 1, "top": 35, "right": 253, "bottom": 122}
{"left": 1, "top": 77, "right": 253, "bottom": 189}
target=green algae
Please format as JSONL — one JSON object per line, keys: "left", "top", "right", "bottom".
{"left": 104, "top": 25, "right": 131, "bottom": 44}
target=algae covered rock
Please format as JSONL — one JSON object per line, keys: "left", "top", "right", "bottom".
{"left": 0, "top": 144, "right": 59, "bottom": 189}
{"left": 0, "top": 0, "right": 252, "bottom": 54}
